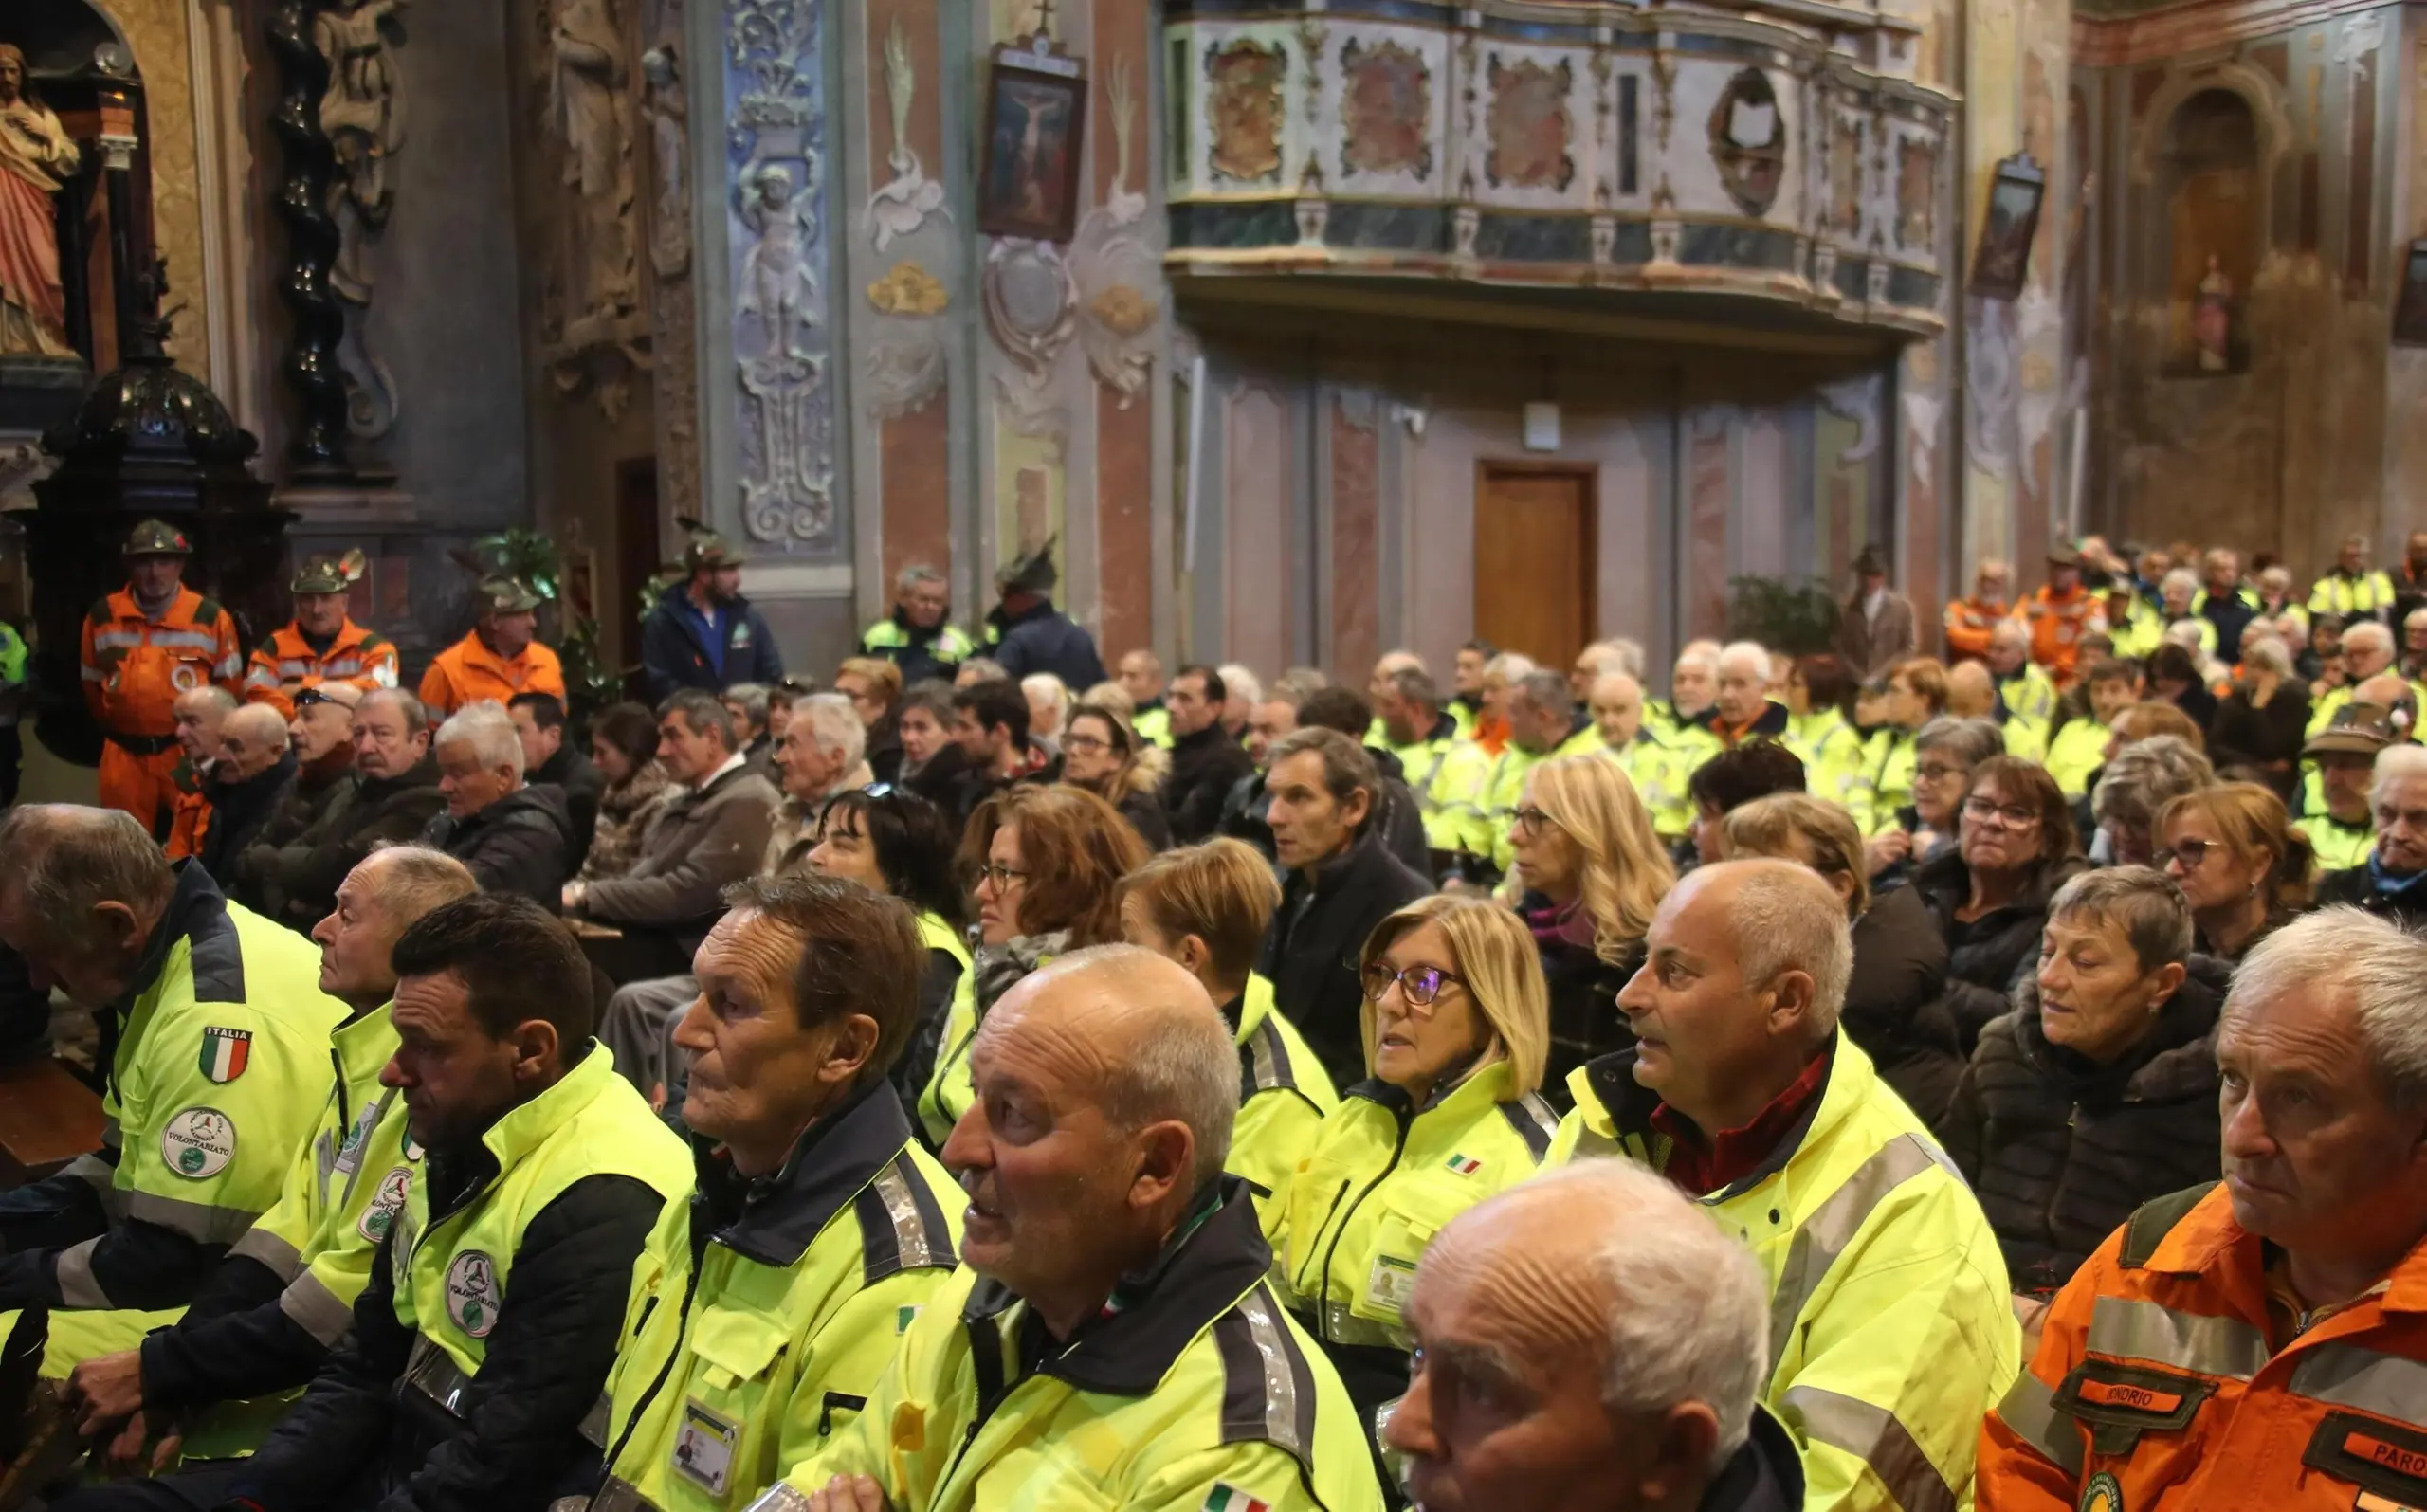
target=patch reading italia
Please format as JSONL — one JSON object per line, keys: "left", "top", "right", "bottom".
{"left": 199, "top": 1027, "right": 252, "bottom": 1083}
{"left": 2079, "top": 1471, "right": 2123, "bottom": 1512}
{"left": 161, "top": 1108, "right": 237, "bottom": 1179}
{"left": 445, "top": 1250, "right": 502, "bottom": 1338}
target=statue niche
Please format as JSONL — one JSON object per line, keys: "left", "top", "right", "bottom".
{"left": 2161, "top": 89, "right": 2259, "bottom": 377}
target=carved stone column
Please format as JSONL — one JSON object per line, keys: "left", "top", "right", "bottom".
{"left": 266, "top": 0, "right": 355, "bottom": 481}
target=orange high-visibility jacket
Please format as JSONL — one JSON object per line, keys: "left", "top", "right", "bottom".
{"left": 244, "top": 617, "right": 399, "bottom": 718}
{"left": 1980, "top": 1181, "right": 2427, "bottom": 1512}
{"left": 81, "top": 587, "right": 245, "bottom": 736}
{"left": 1945, "top": 596, "right": 2010, "bottom": 662}
{"left": 417, "top": 631, "right": 565, "bottom": 717}
{"left": 2017, "top": 588, "right": 2105, "bottom": 686}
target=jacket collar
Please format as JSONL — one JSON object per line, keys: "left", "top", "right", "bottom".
{"left": 1584, "top": 1033, "right": 1868, "bottom": 1201}
{"left": 961, "top": 1176, "right": 1271, "bottom": 1396}
{"left": 1290, "top": 823, "right": 1392, "bottom": 901}
{"left": 477, "top": 1039, "right": 614, "bottom": 1171}
{"left": 1701, "top": 1405, "right": 1807, "bottom": 1512}
{"left": 2010, "top": 960, "right": 2224, "bottom": 1102}
{"left": 693, "top": 1080, "right": 917, "bottom": 1267}
{"left": 364, "top": 753, "right": 442, "bottom": 798}
{"left": 120, "top": 860, "right": 231, "bottom": 1014}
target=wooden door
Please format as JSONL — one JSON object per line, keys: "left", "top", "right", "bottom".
{"left": 1473, "top": 464, "right": 1595, "bottom": 670}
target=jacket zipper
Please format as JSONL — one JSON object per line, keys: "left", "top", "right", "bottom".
{"left": 594, "top": 1221, "right": 713, "bottom": 1486}
{"left": 1313, "top": 1101, "right": 1414, "bottom": 1338}
{"left": 2039, "top": 1101, "right": 2081, "bottom": 1266}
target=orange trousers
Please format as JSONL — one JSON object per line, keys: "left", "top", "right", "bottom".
{"left": 98, "top": 741, "right": 183, "bottom": 839}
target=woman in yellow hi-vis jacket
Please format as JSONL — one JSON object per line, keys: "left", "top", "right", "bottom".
{"left": 1275, "top": 895, "right": 1559, "bottom": 1460}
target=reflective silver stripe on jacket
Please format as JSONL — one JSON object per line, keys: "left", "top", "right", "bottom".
{"left": 1319, "top": 1299, "right": 1404, "bottom": 1351}
{"left": 577, "top": 1390, "right": 612, "bottom": 1448}
{"left": 405, "top": 1335, "right": 477, "bottom": 1418}
{"left": 1993, "top": 1371, "right": 2086, "bottom": 1478}
{"left": 870, "top": 1160, "right": 944, "bottom": 1270}
{"left": 129, "top": 1190, "right": 265, "bottom": 1246}
{"left": 279, "top": 1267, "right": 357, "bottom": 1348}
{"left": 56, "top": 1237, "right": 109, "bottom": 1307}
{"left": 1761, "top": 1134, "right": 1948, "bottom": 1368}
{"left": 587, "top": 1475, "right": 660, "bottom": 1512}
{"left": 1781, "top": 1384, "right": 1960, "bottom": 1512}
{"left": 740, "top": 1486, "right": 811, "bottom": 1512}
{"left": 2085, "top": 1295, "right": 2269, "bottom": 1381}
{"left": 2288, "top": 1342, "right": 2427, "bottom": 1426}
{"left": 229, "top": 1227, "right": 306, "bottom": 1284}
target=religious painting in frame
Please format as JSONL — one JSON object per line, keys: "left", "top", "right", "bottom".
{"left": 978, "top": 36, "right": 1088, "bottom": 243}
{"left": 1970, "top": 153, "right": 2046, "bottom": 301}
{"left": 1205, "top": 37, "right": 1286, "bottom": 183}
{"left": 1485, "top": 53, "right": 1574, "bottom": 191}
{"left": 1340, "top": 37, "right": 1431, "bottom": 180}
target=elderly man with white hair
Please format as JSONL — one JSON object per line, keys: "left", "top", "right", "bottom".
{"left": 1710, "top": 641, "right": 1790, "bottom": 747}
{"left": 1660, "top": 641, "right": 1723, "bottom": 736}
{"left": 1387, "top": 1159, "right": 1801, "bottom": 1512}
{"left": 2310, "top": 619, "right": 2399, "bottom": 738}
{"left": 1979, "top": 906, "right": 2427, "bottom": 1511}
{"left": 752, "top": 946, "right": 1384, "bottom": 1512}
{"left": 767, "top": 690, "right": 872, "bottom": 870}
{"left": 168, "top": 702, "right": 299, "bottom": 881}
{"left": 1019, "top": 671, "right": 1070, "bottom": 752}
{"left": 1217, "top": 661, "right": 1263, "bottom": 738}
{"left": 418, "top": 699, "right": 575, "bottom": 906}
{"left": 2312, "top": 741, "right": 2427, "bottom": 930}
{"left": 1551, "top": 860, "right": 2016, "bottom": 1512}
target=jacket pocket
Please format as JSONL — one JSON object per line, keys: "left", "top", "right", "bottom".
{"left": 688, "top": 1303, "right": 791, "bottom": 1391}
{"left": 1347, "top": 1181, "right": 1469, "bottom": 1328}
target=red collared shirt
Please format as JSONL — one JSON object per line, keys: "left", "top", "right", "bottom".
{"left": 1650, "top": 1048, "right": 1832, "bottom": 1196}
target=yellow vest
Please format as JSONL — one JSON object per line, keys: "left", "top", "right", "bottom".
{"left": 1787, "top": 710, "right": 1876, "bottom": 834}
{"left": 1230, "top": 975, "right": 1339, "bottom": 1248}
{"left": 911, "top": 913, "right": 976, "bottom": 1148}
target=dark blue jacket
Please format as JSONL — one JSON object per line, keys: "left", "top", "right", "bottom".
{"left": 984, "top": 598, "right": 1104, "bottom": 691}
{"left": 641, "top": 583, "right": 784, "bottom": 698}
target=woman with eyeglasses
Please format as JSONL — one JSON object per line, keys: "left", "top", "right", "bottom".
{"left": 1865, "top": 716, "right": 2004, "bottom": 889}
{"left": 1276, "top": 896, "right": 1557, "bottom": 1465}
{"left": 2154, "top": 781, "right": 2313, "bottom": 961}
{"left": 575, "top": 701, "right": 677, "bottom": 884}
{"left": 1913, "top": 756, "right": 2089, "bottom": 1054}
{"left": 914, "top": 784, "right": 1149, "bottom": 1145}
{"left": 1055, "top": 700, "right": 1175, "bottom": 851}
{"left": 1507, "top": 754, "right": 1673, "bottom": 1105}
{"left": 2091, "top": 733, "right": 2216, "bottom": 866}
{"left": 806, "top": 785, "right": 975, "bottom": 1116}
{"left": 1943, "top": 866, "right": 2226, "bottom": 1303}
{"left": 1116, "top": 838, "right": 1339, "bottom": 1244}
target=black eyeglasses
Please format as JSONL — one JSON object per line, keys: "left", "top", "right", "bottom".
{"left": 1362, "top": 962, "right": 1465, "bottom": 1011}
{"left": 294, "top": 687, "right": 344, "bottom": 710}
{"left": 2157, "top": 839, "right": 2216, "bottom": 871}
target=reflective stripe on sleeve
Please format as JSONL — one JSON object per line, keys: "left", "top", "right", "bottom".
{"left": 742, "top": 1486, "right": 812, "bottom": 1512}
{"left": 128, "top": 1190, "right": 265, "bottom": 1246}
{"left": 2086, "top": 1295, "right": 2269, "bottom": 1382}
{"left": 405, "top": 1335, "right": 475, "bottom": 1418}
{"left": 1763, "top": 1134, "right": 1950, "bottom": 1368}
{"left": 2288, "top": 1343, "right": 2427, "bottom": 1427}
{"left": 1994, "top": 1371, "right": 2087, "bottom": 1479}
{"left": 215, "top": 654, "right": 245, "bottom": 680}
{"left": 61, "top": 1152, "right": 117, "bottom": 1197}
{"left": 57, "top": 1237, "right": 110, "bottom": 1307}
{"left": 577, "top": 1390, "right": 611, "bottom": 1448}
{"left": 279, "top": 1267, "right": 357, "bottom": 1348}
{"left": 229, "top": 1226, "right": 306, "bottom": 1283}
{"left": 1780, "top": 1384, "right": 1961, "bottom": 1512}
{"left": 243, "top": 667, "right": 281, "bottom": 690}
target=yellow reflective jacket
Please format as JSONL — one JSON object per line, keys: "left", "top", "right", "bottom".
{"left": 1789, "top": 710, "right": 1877, "bottom": 834}
{"left": 2303, "top": 809, "right": 2375, "bottom": 873}
{"left": 592, "top": 1086, "right": 962, "bottom": 1512}
{"left": 2042, "top": 717, "right": 2110, "bottom": 801}
{"left": 751, "top": 1181, "right": 1384, "bottom": 1512}
{"left": 1482, "top": 722, "right": 1605, "bottom": 872}
{"left": 1227, "top": 975, "right": 1338, "bottom": 1248}
{"left": 1617, "top": 722, "right": 1718, "bottom": 840}
{"left": 911, "top": 914, "right": 976, "bottom": 1148}
{"left": 2308, "top": 568, "right": 2397, "bottom": 618}
{"left": 1550, "top": 1036, "right": 2018, "bottom": 1512}
{"left": 1998, "top": 665, "right": 2059, "bottom": 732}
{"left": 1866, "top": 729, "right": 1919, "bottom": 836}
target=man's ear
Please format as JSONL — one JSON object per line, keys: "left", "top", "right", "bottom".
{"left": 1339, "top": 785, "right": 1374, "bottom": 831}
{"left": 1631, "top": 1401, "right": 1723, "bottom": 1504}
{"left": 819, "top": 1012, "right": 882, "bottom": 1086}
{"left": 1764, "top": 969, "right": 1816, "bottom": 1037}
{"left": 90, "top": 900, "right": 141, "bottom": 953}
{"left": 1128, "top": 1120, "right": 1195, "bottom": 1210}
{"left": 511, "top": 1018, "right": 561, "bottom": 1079}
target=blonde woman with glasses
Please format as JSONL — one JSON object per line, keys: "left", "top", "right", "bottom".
{"left": 1276, "top": 895, "right": 1559, "bottom": 1466}
{"left": 1505, "top": 753, "right": 1675, "bottom": 1106}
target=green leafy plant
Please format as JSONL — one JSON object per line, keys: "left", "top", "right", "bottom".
{"left": 470, "top": 529, "right": 620, "bottom": 722}
{"left": 1725, "top": 574, "right": 1840, "bottom": 656}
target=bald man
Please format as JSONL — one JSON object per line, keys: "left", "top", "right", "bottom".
{"left": 757, "top": 946, "right": 1383, "bottom": 1512}
{"left": 168, "top": 704, "right": 298, "bottom": 879}
{"left": 1550, "top": 862, "right": 2016, "bottom": 1512}
{"left": 1388, "top": 1160, "right": 1799, "bottom": 1512}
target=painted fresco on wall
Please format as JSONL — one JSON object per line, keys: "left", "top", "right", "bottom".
{"left": 2162, "top": 89, "right": 2257, "bottom": 375}
{"left": 1830, "top": 118, "right": 1864, "bottom": 237}
{"left": 1484, "top": 54, "right": 1573, "bottom": 191}
{"left": 1897, "top": 137, "right": 1936, "bottom": 250}
{"left": 978, "top": 44, "right": 1086, "bottom": 243}
{"left": 1340, "top": 37, "right": 1430, "bottom": 179}
{"left": 1205, "top": 38, "right": 1285, "bottom": 183}
{"left": 1708, "top": 68, "right": 1785, "bottom": 216}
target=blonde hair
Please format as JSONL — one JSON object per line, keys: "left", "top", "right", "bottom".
{"left": 1721, "top": 792, "right": 1870, "bottom": 918}
{"left": 1359, "top": 896, "right": 1550, "bottom": 1097}
{"left": 1117, "top": 838, "right": 1282, "bottom": 988}
{"left": 2158, "top": 781, "right": 2315, "bottom": 915}
{"left": 1526, "top": 755, "right": 1674, "bottom": 962}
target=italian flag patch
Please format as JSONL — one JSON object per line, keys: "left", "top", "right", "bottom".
{"left": 199, "top": 1027, "right": 251, "bottom": 1084}
{"left": 1445, "top": 1152, "right": 1482, "bottom": 1175}
{"left": 1203, "top": 1486, "right": 1268, "bottom": 1512}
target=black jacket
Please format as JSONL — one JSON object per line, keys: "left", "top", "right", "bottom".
{"left": 1111, "top": 786, "right": 1175, "bottom": 851}
{"left": 983, "top": 597, "right": 1105, "bottom": 691}
{"left": 1256, "top": 828, "right": 1432, "bottom": 1090}
{"left": 225, "top": 1073, "right": 664, "bottom": 1512}
{"left": 1531, "top": 915, "right": 1644, "bottom": 1113}
{"left": 1943, "top": 957, "right": 2227, "bottom": 1291}
{"left": 639, "top": 582, "right": 784, "bottom": 699}
{"left": 1163, "top": 723, "right": 1256, "bottom": 844}
{"left": 2316, "top": 861, "right": 2427, "bottom": 929}
{"left": 422, "top": 784, "right": 577, "bottom": 909}
{"left": 2207, "top": 685, "right": 2310, "bottom": 799}
{"left": 1218, "top": 769, "right": 1276, "bottom": 860}
{"left": 265, "top": 756, "right": 449, "bottom": 927}
{"left": 1843, "top": 884, "right": 1963, "bottom": 1130}
{"left": 1702, "top": 1407, "right": 1807, "bottom": 1512}
{"left": 533, "top": 743, "right": 606, "bottom": 867}
{"left": 1218, "top": 756, "right": 1428, "bottom": 878}
{"left": 200, "top": 751, "right": 300, "bottom": 885}
{"left": 1912, "top": 848, "right": 2091, "bottom": 1055}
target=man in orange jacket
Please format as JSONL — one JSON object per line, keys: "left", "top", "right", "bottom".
{"left": 1944, "top": 558, "right": 2013, "bottom": 663}
{"left": 2017, "top": 545, "right": 2106, "bottom": 687}
{"left": 244, "top": 550, "right": 398, "bottom": 719}
{"left": 79, "top": 519, "right": 246, "bottom": 835}
{"left": 1978, "top": 907, "right": 2427, "bottom": 1512}
{"left": 418, "top": 574, "right": 565, "bottom": 717}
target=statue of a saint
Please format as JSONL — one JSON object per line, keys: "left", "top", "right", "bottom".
{"left": 738, "top": 164, "right": 818, "bottom": 362}
{"left": 2194, "top": 254, "right": 2232, "bottom": 373}
{"left": 0, "top": 45, "right": 82, "bottom": 357}
{"left": 640, "top": 46, "right": 687, "bottom": 279}
{"left": 551, "top": 0, "right": 637, "bottom": 319}
{"left": 315, "top": 0, "right": 409, "bottom": 302}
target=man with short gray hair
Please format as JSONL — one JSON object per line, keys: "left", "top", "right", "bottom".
{"left": 1387, "top": 1160, "right": 1798, "bottom": 1511}
{"left": 1551, "top": 859, "right": 2016, "bottom": 1512}
{"left": 1980, "top": 906, "right": 2427, "bottom": 1511}
{"left": 1480, "top": 667, "right": 1602, "bottom": 873}
{"left": 859, "top": 562, "right": 976, "bottom": 687}
{"left": 747, "top": 946, "right": 1383, "bottom": 1512}
{"left": 248, "top": 688, "right": 447, "bottom": 928}
{"left": 421, "top": 700, "right": 575, "bottom": 907}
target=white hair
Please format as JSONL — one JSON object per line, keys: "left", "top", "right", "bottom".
{"left": 1989, "top": 618, "right": 2029, "bottom": 648}
{"left": 1049, "top": 946, "right": 1241, "bottom": 1186}
{"left": 1578, "top": 639, "right": 1647, "bottom": 682}
{"left": 2163, "top": 620, "right": 2207, "bottom": 651}
{"left": 2162, "top": 568, "right": 2199, "bottom": 598}
{"left": 2345, "top": 622, "right": 2395, "bottom": 655}
{"left": 895, "top": 561, "right": 945, "bottom": 592}
{"left": 1021, "top": 673, "right": 1071, "bottom": 720}
{"left": 1484, "top": 651, "right": 1536, "bottom": 683}
{"left": 2230, "top": 908, "right": 2427, "bottom": 1108}
{"left": 434, "top": 701, "right": 523, "bottom": 777}
{"left": 1717, "top": 641, "right": 1772, "bottom": 683}
{"left": 1675, "top": 645, "right": 1720, "bottom": 674}
{"left": 1501, "top": 1161, "right": 1769, "bottom": 1470}
{"left": 794, "top": 693, "right": 867, "bottom": 773}
{"left": 2243, "top": 634, "right": 2292, "bottom": 678}
{"left": 2259, "top": 565, "right": 2292, "bottom": 592}
{"left": 1217, "top": 663, "right": 1262, "bottom": 705}
{"left": 2373, "top": 743, "right": 2427, "bottom": 807}
{"left": 1718, "top": 861, "right": 1852, "bottom": 1036}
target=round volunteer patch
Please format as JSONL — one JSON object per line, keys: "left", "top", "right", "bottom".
{"left": 357, "top": 1166, "right": 412, "bottom": 1243}
{"left": 445, "top": 1250, "right": 502, "bottom": 1338}
{"left": 2078, "top": 1471, "right": 2123, "bottom": 1512}
{"left": 160, "top": 1108, "right": 236, "bottom": 1179}
{"left": 170, "top": 664, "right": 203, "bottom": 692}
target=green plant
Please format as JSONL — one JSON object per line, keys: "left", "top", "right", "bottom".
{"left": 469, "top": 529, "right": 620, "bottom": 721}
{"left": 1725, "top": 574, "right": 1840, "bottom": 656}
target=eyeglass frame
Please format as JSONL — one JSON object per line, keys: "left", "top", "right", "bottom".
{"left": 1960, "top": 794, "right": 2043, "bottom": 829}
{"left": 974, "top": 862, "right": 1031, "bottom": 891}
{"left": 1361, "top": 961, "right": 1467, "bottom": 1011}
{"left": 2156, "top": 837, "right": 2218, "bottom": 872}
{"left": 1508, "top": 805, "right": 1561, "bottom": 837}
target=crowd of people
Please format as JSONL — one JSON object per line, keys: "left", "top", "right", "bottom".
{"left": 3, "top": 525, "right": 2427, "bottom": 1512}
